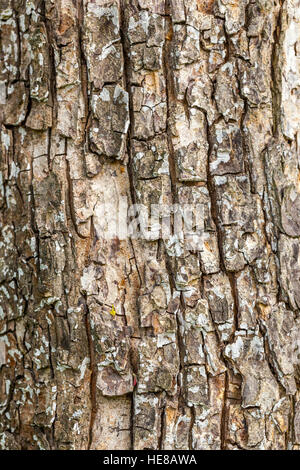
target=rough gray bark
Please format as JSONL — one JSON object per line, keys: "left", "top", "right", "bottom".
{"left": 0, "top": 0, "right": 300, "bottom": 450}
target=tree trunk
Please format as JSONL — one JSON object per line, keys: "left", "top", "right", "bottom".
{"left": 0, "top": 0, "right": 300, "bottom": 450}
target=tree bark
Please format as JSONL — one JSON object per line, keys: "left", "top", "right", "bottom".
{"left": 0, "top": 0, "right": 300, "bottom": 450}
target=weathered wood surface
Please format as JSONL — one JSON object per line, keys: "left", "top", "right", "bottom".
{"left": 0, "top": 0, "right": 299, "bottom": 449}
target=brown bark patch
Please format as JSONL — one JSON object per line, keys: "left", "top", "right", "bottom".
{"left": 197, "top": 0, "right": 215, "bottom": 14}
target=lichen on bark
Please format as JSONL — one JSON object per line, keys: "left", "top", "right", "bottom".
{"left": 0, "top": 0, "right": 300, "bottom": 450}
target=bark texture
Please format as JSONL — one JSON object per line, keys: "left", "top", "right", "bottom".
{"left": 0, "top": 0, "right": 300, "bottom": 450}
